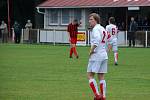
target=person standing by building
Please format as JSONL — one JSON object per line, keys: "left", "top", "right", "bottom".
{"left": 128, "top": 17, "right": 137, "bottom": 47}
{"left": 106, "top": 17, "right": 118, "bottom": 65}
{"left": 25, "top": 20, "right": 32, "bottom": 29}
{"left": 143, "top": 16, "right": 148, "bottom": 31}
{"left": 13, "top": 21, "right": 22, "bottom": 43}
{"left": 67, "top": 19, "right": 81, "bottom": 59}
{"left": 0, "top": 21, "right": 8, "bottom": 43}
{"left": 87, "top": 13, "right": 108, "bottom": 100}
{"left": 25, "top": 20, "right": 32, "bottom": 43}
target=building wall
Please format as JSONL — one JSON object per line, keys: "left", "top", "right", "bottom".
{"left": 43, "top": 7, "right": 150, "bottom": 31}
{"left": 44, "top": 8, "right": 86, "bottom": 31}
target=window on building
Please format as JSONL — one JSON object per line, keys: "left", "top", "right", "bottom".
{"left": 48, "top": 9, "right": 82, "bottom": 26}
{"left": 61, "top": 9, "right": 70, "bottom": 25}
{"left": 74, "top": 9, "right": 82, "bottom": 21}
{"left": 49, "top": 9, "right": 59, "bottom": 25}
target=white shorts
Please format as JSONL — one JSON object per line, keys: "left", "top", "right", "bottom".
{"left": 110, "top": 40, "right": 118, "bottom": 52}
{"left": 87, "top": 59, "right": 108, "bottom": 73}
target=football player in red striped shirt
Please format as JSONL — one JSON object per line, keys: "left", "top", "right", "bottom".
{"left": 67, "top": 19, "right": 81, "bottom": 59}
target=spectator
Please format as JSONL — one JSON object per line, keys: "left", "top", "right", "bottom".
{"left": 25, "top": 20, "right": 32, "bottom": 29}
{"left": 128, "top": 17, "right": 137, "bottom": 47}
{"left": 25, "top": 20, "right": 32, "bottom": 43}
{"left": 0, "top": 21, "right": 8, "bottom": 43}
{"left": 143, "top": 16, "right": 148, "bottom": 31}
{"left": 13, "top": 21, "right": 22, "bottom": 43}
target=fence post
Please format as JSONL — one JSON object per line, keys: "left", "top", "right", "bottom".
{"left": 125, "top": 31, "right": 128, "bottom": 46}
{"left": 21, "top": 29, "right": 24, "bottom": 43}
{"left": 37, "top": 29, "right": 40, "bottom": 43}
{"left": 12, "top": 28, "right": 14, "bottom": 42}
{"left": 87, "top": 30, "right": 90, "bottom": 46}
{"left": 145, "top": 31, "right": 147, "bottom": 47}
{"left": 53, "top": 28, "right": 56, "bottom": 46}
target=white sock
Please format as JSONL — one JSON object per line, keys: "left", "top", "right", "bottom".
{"left": 100, "top": 80, "right": 106, "bottom": 98}
{"left": 114, "top": 52, "right": 118, "bottom": 63}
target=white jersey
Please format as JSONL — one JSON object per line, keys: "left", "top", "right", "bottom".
{"left": 106, "top": 24, "right": 118, "bottom": 42}
{"left": 89, "top": 24, "right": 108, "bottom": 61}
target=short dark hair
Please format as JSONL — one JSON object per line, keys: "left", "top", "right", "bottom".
{"left": 73, "top": 19, "right": 78, "bottom": 23}
{"left": 109, "top": 17, "right": 115, "bottom": 24}
{"left": 89, "top": 13, "right": 100, "bottom": 24}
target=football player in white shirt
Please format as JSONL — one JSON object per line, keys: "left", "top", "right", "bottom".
{"left": 106, "top": 17, "right": 118, "bottom": 65}
{"left": 87, "top": 13, "right": 108, "bottom": 100}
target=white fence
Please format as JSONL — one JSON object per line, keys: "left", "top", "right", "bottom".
{"left": 11, "top": 29, "right": 150, "bottom": 47}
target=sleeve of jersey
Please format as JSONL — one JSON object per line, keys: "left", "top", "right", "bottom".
{"left": 92, "top": 29, "right": 100, "bottom": 47}
{"left": 105, "top": 26, "right": 108, "bottom": 31}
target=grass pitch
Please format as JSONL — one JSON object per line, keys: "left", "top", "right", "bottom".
{"left": 0, "top": 44, "right": 150, "bottom": 100}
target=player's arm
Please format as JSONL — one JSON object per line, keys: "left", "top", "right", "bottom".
{"left": 79, "top": 19, "right": 82, "bottom": 27}
{"left": 89, "top": 29, "right": 99, "bottom": 56}
{"left": 89, "top": 45, "right": 97, "bottom": 56}
{"left": 76, "top": 19, "right": 82, "bottom": 27}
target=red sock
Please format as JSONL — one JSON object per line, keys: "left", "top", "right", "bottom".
{"left": 89, "top": 79, "right": 100, "bottom": 98}
{"left": 73, "top": 47, "right": 78, "bottom": 57}
{"left": 100, "top": 83, "right": 104, "bottom": 97}
{"left": 100, "top": 80, "right": 106, "bottom": 100}
{"left": 70, "top": 47, "right": 73, "bottom": 57}
{"left": 90, "top": 82, "right": 98, "bottom": 97}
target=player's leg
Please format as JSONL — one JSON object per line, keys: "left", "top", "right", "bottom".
{"left": 88, "top": 72, "right": 100, "bottom": 99}
{"left": 112, "top": 41, "right": 118, "bottom": 65}
{"left": 98, "top": 60, "right": 108, "bottom": 100}
{"left": 114, "top": 50, "right": 118, "bottom": 65}
{"left": 87, "top": 61, "right": 101, "bottom": 99}
{"left": 69, "top": 43, "right": 73, "bottom": 58}
{"left": 98, "top": 74, "right": 106, "bottom": 100}
{"left": 72, "top": 44, "right": 78, "bottom": 58}
{"left": 69, "top": 38, "right": 74, "bottom": 58}
{"left": 72, "top": 38, "right": 78, "bottom": 58}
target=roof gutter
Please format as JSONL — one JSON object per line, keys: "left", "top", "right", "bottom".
{"left": 36, "top": 7, "right": 45, "bottom": 14}
{"left": 36, "top": 5, "right": 146, "bottom": 9}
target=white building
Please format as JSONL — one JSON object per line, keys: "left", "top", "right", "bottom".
{"left": 34, "top": 0, "right": 150, "bottom": 46}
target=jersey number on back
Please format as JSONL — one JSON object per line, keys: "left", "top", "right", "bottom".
{"left": 112, "top": 28, "right": 116, "bottom": 35}
{"left": 101, "top": 31, "right": 106, "bottom": 43}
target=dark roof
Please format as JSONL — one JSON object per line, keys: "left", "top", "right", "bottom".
{"left": 37, "top": 0, "right": 150, "bottom": 8}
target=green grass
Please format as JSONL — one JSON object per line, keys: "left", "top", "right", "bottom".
{"left": 0, "top": 44, "right": 150, "bottom": 100}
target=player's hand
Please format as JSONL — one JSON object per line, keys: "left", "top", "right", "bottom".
{"left": 79, "top": 19, "right": 82, "bottom": 26}
{"left": 89, "top": 50, "right": 95, "bottom": 57}
{"left": 80, "top": 19, "right": 82, "bottom": 23}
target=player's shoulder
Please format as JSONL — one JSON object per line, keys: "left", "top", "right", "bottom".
{"left": 68, "top": 23, "right": 72, "bottom": 26}
{"left": 110, "top": 24, "right": 117, "bottom": 27}
{"left": 106, "top": 24, "right": 110, "bottom": 27}
{"left": 99, "top": 25, "right": 106, "bottom": 32}
{"left": 93, "top": 24, "right": 106, "bottom": 32}
{"left": 106, "top": 24, "right": 112, "bottom": 29}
